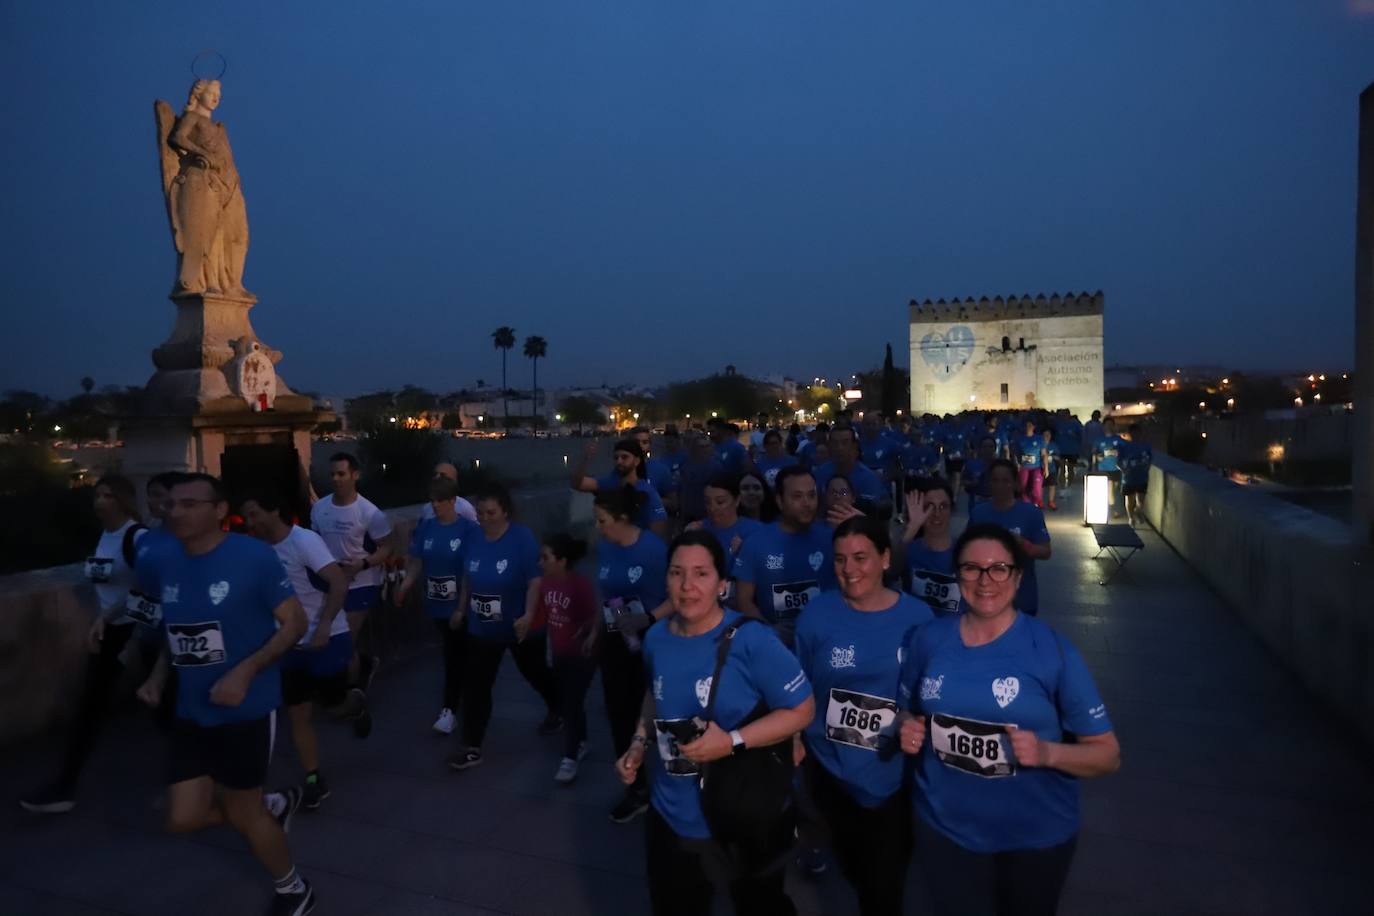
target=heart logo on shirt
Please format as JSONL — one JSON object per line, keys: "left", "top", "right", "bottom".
{"left": 992, "top": 677, "right": 1020, "bottom": 708}
{"left": 496, "top": 559, "right": 508, "bottom": 574}
{"left": 449, "top": 538, "right": 461, "bottom": 552}
{"left": 808, "top": 551, "right": 823, "bottom": 571}
{"left": 695, "top": 676, "right": 713, "bottom": 708}
{"left": 628, "top": 565, "right": 643, "bottom": 584}
{"left": 208, "top": 581, "right": 230, "bottom": 606}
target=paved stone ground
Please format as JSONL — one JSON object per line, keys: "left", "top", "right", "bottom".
{"left": 3, "top": 486, "right": 1373, "bottom": 915}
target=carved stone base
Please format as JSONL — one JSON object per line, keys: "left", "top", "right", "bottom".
{"left": 152, "top": 291, "right": 274, "bottom": 371}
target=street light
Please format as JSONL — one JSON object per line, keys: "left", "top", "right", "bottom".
{"left": 389, "top": 416, "right": 397, "bottom": 423}
{"left": 53, "top": 424, "right": 61, "bottom": 432}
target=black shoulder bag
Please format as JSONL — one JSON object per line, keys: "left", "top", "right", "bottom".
{"left": 698, "top": 620, "right": 797, "bottom": 869}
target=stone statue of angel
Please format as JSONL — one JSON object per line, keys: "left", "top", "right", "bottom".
{"left": 154, "top": 80, "right": 252, "bottom": 298}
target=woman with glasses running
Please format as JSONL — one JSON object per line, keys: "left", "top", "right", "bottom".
{"left": 896, "top": 523, "right": 1120, "bottom": 916}
{"left": 900, "top": 479, "right": 960, "bottom": 616}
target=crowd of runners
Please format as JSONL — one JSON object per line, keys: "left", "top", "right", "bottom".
{"left": 18, "top": 407, "right": 1147, "bottom": 916}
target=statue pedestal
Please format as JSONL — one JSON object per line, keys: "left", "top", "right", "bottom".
{"left": 124, "top": 291, "right": 332, "bottom": 516}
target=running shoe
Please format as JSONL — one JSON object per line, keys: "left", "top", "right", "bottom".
{"left": 432, "top": 707, "right": 456, "bottom": 735}
{"left": 18, "top": 784, "right": 75, "bottom": 815}
{"left": 536, "top": 711, "right": 564, "bottom": 735}
{"left": 448, "top": 748, "right": 483, "bottom": 771}
{"left": 301, "top": 773, "right": 331, "bottom": 811}
{"left": 266, "top": 786, "right": 303, "bottom": 835}
{"left": 554, "top": 757, "right": 579, "bottom": 785}
{"left": 609, "top": 791, "right": 648, "bottom": 824}
{"left": 270, "top": 879, "right": 315, "bottom": 916}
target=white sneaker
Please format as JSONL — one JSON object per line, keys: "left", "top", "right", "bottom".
{"left": 432, "top": 707, "right": 456, "bottom": 735}
{"left": 554, "top": 757, "right": 579, "bottom": 784}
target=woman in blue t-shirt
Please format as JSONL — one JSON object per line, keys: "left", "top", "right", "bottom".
{"left": 593, "top": 485, "right": 670, "bottom": 824}
{"left": 617, "top": 530, "right": 814, "bottom": 916}
{"left": 897, "top": 524, "right": 1121, "bottom": 916}
{"left": 688, "top": 472, "right": 763, "bottom": 608}
{"left": 449, "top": 483, "right": 557, "bottom": 771}
{"left": 794, "top": 517, "right": 933, "bottom": 916}
{"left": 901, "top": 478, "right": 959, "bottom": 616}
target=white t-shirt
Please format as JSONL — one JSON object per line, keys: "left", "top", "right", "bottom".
{"left": 420, "top": 496, "right": 477, "bottom": 524}
{"left": 271, "top": 526, "right": 350, "bottom": 643}
{"left": 86, "top": 520, "right": 146, "bottom": 620}
{"left": 309, "top": 494, "right": 392, "bottom": 590}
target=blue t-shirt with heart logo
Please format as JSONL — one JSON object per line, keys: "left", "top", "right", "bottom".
{"left": 794, "top": 590, "right": 932, "bottom": 807}
{"left": 643, "top": 611, "right": 813, "bottom": 839}
{"left": 462, "top": 523, "right": 541, "bottom": 642}
{"left": 595, "top": 529, "right": 668, "bottom": 626}
{"left": 408, "top": 516, "right": 479, "bottom": 620}
{"left": 967, "top": 501, "right": 1050, "bottom": 615}
{"left": 898, "top": 614, "right": 1112, "bottom": 853}
{"left": 157, "top": 533, "right": 294, "bottom": 727}
{"left": 732, "top": 521, "right": 837, "bottom": 627}
{"left": 1016, "top": 435, "right": 1045, "bottom": 470}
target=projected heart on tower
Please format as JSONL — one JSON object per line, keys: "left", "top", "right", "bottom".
{"left": 920, "top": 325, "right": 975, "bottom": 379}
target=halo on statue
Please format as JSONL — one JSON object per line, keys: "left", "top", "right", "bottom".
{"left": 190, "top": 49, "right": 227, "bottom": 81}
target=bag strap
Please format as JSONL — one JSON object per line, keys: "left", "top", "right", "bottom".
{"left": 703, "top": 619, "right": 754, "bottom": 722}
{"left": 121, "top": 524, "right": 147, "bottom": 569}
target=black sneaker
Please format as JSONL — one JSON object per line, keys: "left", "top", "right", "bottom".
{"left": 536, "top": 712, "right": 564, "bottom": 735}
{"left": 447, "top": 748, "right": 483, "bottom": 771}
{"left": 301, "top": 774, "right": 330, "bottom": 811}
{"left": 267, "top": 786, "right": 303, "bottom": 834}
{"left": 609, "top": 791, "right": 649, "bottom": 824}
{"left": 270, "top": 878, "right": 315, "bottom": 916}
{"left": 19, "top": 784, "right": 75, "bottom": 815}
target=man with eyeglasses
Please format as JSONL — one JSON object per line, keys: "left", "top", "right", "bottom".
{"left": 968, "top": 460, "right": 1052, "bottom": 615}
{"left": 136, "top": 473, "right": 317, "bottom": 916}
{"left": 813, "top": 425, "right": 888, "bottom": 516}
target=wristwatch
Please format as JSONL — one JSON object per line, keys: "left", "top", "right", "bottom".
{"left": 729, "top": 729, "right": 747, "bottom": 755}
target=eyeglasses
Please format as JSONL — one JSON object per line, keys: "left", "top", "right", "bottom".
{"left": 957, "top": 562, "right": 1016, "bottom": 583}
{"left": 169, "top": 498, "right": 219, "bottom": 510}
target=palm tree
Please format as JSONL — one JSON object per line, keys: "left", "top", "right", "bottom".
{"left": 492, "top": 327, "right": 516, "bottom": 425}
{"left": 523, "top": 335, "right": 547, "bottom": 427}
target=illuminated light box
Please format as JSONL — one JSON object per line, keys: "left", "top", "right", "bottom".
{"left": 1083, "top": 473, "right": 1111, "bottom": 526}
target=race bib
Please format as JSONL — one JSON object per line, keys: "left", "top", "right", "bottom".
{"left": 470, "top": 593, "right": 503, "bottom": 622}
{"left": 912, "top": 570, "right": 960, "bottom": 613}
{"left": 426, "top": 576, "right": 457, "bottom": 601}
{"left": 124, "top": 590, "right": 162, "bottom": 627}
{"left": 930, "top": 713, "right": 1015, "bottom": 778}
{"left": 167, "top": 621, "right": 226, "bottom": 668}
{"left": 825, "top": 688, "right": 898, "bottom": 752}
{"left": 770, "top": 580, "right": 818, "bottom": 620}
{"left": 602, "top": 597, "right": 646, "bottom": 630}
{"left": 653, "top": 717, "right": 702, "bottom": 777}
{"left": 85, "top": 557, "right": 114, "bottom": 583}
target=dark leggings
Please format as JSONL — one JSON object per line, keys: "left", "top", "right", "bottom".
{"left": 645, "top": 806, "right": 796, "bottom": 916}
{"left": 916, "top": 816, "right": 1077, "bottom": 916}
{"left": 431, "top": 617, "right": 466, "bottom": 712}
{"left": 806, "top": 759, "right": 911, "bottom": 916}
{"left": 461, "top": 634, "right": 556, "bottom": 748}
{"left": 597, "top": 632, "right": 647, "bottom": 793}
{"left": 59, "top": 624, "right": 173, "bottom": 789}
{"left": 553, "top": 654, "right": 596, "bottom": 759}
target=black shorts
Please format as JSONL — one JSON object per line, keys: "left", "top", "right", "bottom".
{"left": 280, "top": 634, "right": 352, "bottom": 707}
{"left": 1122, "top": 482, "right": 1148, "bottom": 496}
{"left": 166, "top": 715, "right": 274, "bottom": 791}
{"left": 945, "top": 459, "right": 965, "bottom": 474}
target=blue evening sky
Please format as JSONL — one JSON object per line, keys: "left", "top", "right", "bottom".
{"left": 2, "top": 1, "right": 1371, "bottom": 397}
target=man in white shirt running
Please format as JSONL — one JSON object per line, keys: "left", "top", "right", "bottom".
{"left": 309, "top": 453, "right": 393, "bottom": 708}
